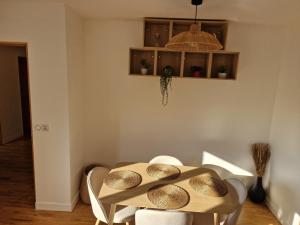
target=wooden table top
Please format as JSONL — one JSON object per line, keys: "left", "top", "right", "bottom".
{"left": 99, "top": 163, "right": 239, "bottom": 214}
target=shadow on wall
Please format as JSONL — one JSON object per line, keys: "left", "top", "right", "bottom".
{"left": 202, "top": 151, "right": 254, "bottom": 188}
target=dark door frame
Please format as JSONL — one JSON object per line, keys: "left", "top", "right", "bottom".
{"left": 18, "top": 56, "right": 31, "bottom": 138}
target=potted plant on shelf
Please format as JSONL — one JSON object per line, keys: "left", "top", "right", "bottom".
{"left": 218, "top": 66, "right": 227, "bottom": 79}
{"left": 191, "top": 66, "right": 204, "bottom": 77}
{"left": 140, "top": 59, "right": 149, "bottom": 75}
{"left": 160, "top": 65, "right": 174, "bottom": 106}
{"left": 248, "top": 143, "right": 271, "bottom": 203}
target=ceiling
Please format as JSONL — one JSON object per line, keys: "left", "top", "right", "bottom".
{"left": 1, "top": 0, "right": 299, "bottom": 25}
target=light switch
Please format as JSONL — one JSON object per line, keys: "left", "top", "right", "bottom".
{"left": 40, "top": 124, "right": 49, "bottom": 131}
{"left": 35, "top": 124, "right": 49, "bottom": 132}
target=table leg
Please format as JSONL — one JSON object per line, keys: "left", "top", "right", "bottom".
{"left": 214, "top": 213, "right": 220, "bottom": 225}
{"left": 108, "top": 204, "right": 117, "bottom": 225}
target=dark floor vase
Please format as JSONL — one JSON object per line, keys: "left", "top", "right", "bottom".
{"left": 249, "top": 176, "right": 266, "bottom": 203}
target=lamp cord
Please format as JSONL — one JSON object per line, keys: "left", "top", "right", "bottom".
{"left": 194, "top": 5, "right": 198, "bottom": 24}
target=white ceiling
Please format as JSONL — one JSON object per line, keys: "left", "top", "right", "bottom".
{"left": 1, "top": 0, "right": 300, "bottom": 25}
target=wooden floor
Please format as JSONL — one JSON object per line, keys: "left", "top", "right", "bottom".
{"left": 0, "top": 139, "right": 280, "bottom": 225}
{"left": 0, "top": 138, "right": 35, "bottom": 208}
{"left": 0, "top": 201, "right": 281, "bottom": 225}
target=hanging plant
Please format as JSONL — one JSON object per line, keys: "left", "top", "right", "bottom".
{"left": 160, "top": 65, "right": 174, "bottom": 106}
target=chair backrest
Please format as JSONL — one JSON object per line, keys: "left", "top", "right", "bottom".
{"left": 227, "top": 178, "right": 247, "bottom": 205}
{"left": 223, "top": 178, "right": 247, "bottom": 225}
{"left": 135, "top": 209, "right": 193, "bottom": 225}
{"left": 202, "top": 164, "right": 254, "bottom": 189}
{"left": 202, "top": 164, "right": 232, "bottom": 180}
{"left": 149, "top": 155, "right": 183, "bottom": 166}
{"left": 87, "top": 167, "right": 110, "bottom": 223}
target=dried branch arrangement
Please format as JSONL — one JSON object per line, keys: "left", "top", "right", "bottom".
{"left": 251, "top": 143, "right": 271, "bottom": 177}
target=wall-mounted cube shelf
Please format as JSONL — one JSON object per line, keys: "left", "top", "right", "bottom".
{"left": 183, "top": 52, "right": 209, "bottom": 78}
{"left": 157, "top": 51, "right": 182, "bottom": 77}
{"left": 144, "top": 18, "right": 228, "bottom": 50}
{"left": 130, "top": 49, "right": 155, "bottom": 75}
{"left": 201, "top": 22, "right": 228, "bottom": 50}
{"left": 129, "top": 18, "right": 239, "bottom": 80}
{"left": 211, "top": 52, "right": 239, "bottom": 80}
{"left": 144, "top": 20, "right": 170, "bottom": 47}
{"left": 129, "top": 48, "right": 239, "bottom": 80}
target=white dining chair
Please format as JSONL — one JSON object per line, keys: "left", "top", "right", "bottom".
{"left": 192, "top": 178, "right": 247, "bottom": 225}
{"left": 201, "top": 164, "right": 232, "bottom": 179}
{"left": 221, "top": 178, "right": 247, "bottom": 225}
{"left": 136, "top": 209, "right": 193, "bottom": 225}
{"left": 202, "top": 164, "right": 254, "bottom": 189}
{"left": 87, "top": 167, "right": 137, "bottom": 225}
{"left": 149, "top": 155, "right": 183, "bottom": 166}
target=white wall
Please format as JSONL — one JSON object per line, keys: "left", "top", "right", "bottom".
{"left": 1, "top": 2, "right": 298, "bottom": 218}
{"left": 0, "top": 2, "right": 73, "bottom": 211}
{"left": 83, "top": 19, "right": 284, "bottom": 174}
{"left": 65, "top": 6, "right": 85, "bottom": 205}
{"left": 268, "top": 24, "right": 300, "bottom": 225}
{"left": 0, "top": 46, "right": 25, "bottom": 144}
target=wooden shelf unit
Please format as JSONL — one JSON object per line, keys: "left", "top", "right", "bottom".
{"left": 144, "top": 20, "right": 170, "bottom": 48}
{"left": 144, "top": 18, "right": 228, "bottom": 50}
{"left": 157, "top": 51, "right": 182, "bottom": 77}
{"left": 130, "top": 49, "right": 155, "bottom": 75}
{"left": 211, "top": 52, "right": 239, "bottom": 80}
{"left": 129, "top": 48, "right": 239, "bottom": 80}
{"left": 201, "top": 22, "right": 228, "bottom": 50}
{"left": 183, "top": 52, "right": 210, "bottom": 78}
{"left": 130, "top": 17, "right": 239, "bottom": 80}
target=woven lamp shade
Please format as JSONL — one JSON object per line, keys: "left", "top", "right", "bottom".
{"left": 165, "top": 24, "right": 223, "bottom": 51}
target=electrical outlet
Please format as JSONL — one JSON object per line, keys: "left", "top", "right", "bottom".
{"left": 35, "top": 124, "right": 49, "bottom": 132}
{"left": 40, "top": 124, "right": 49, "bottom": 131}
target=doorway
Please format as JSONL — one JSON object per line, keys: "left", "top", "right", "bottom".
{"left": 0, "top": 42, "right": 35, "bottom": 207}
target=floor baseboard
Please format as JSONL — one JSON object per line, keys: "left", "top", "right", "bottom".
{"left": 266, "top": 197, "right": 289, "bottom": 225}
{"left": 35, "top": 201, "right": 73, "bottom": 212}
{"left": 71, "top": 191, "right": 79, "bottom": 211}
{"left": 35, "top": 192, "right": 79, "bottom": 212}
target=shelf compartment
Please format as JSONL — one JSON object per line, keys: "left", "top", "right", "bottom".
{"left": 130, "top": 49, "right": 155, "bottom": 75}
{"left": 211, "top": 52, "right": 239, "bottom": 80}
{"left": 172, "top": 21, "right": 196, "bottom": 37}
{"left": 157, "top": 51, "right": 182, "bottom": 77}
{"left": 144, "top": 20, "right": 170, "bottom": 47}
{"left": 201, "top": 22, "right": 228, "bottom": 49}
{"left": 183, "top": 52, "right": 210, "bottom": 78}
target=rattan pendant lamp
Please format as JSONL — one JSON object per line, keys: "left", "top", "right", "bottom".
{"left": 165, "top": 0, "right": 223, "bottom": 51}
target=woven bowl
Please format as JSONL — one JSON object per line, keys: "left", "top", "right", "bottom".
{"left": 189, "top": 174, "right": 228, "bottom": 197}
{"left": 104, "top": 170, "right": 142, "bottom": 190}
{"left": 147, "top": 184, "right": 189, "bottom": 209}
{"left": 146, "top": 164, "right": 180, "bottom": 180}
